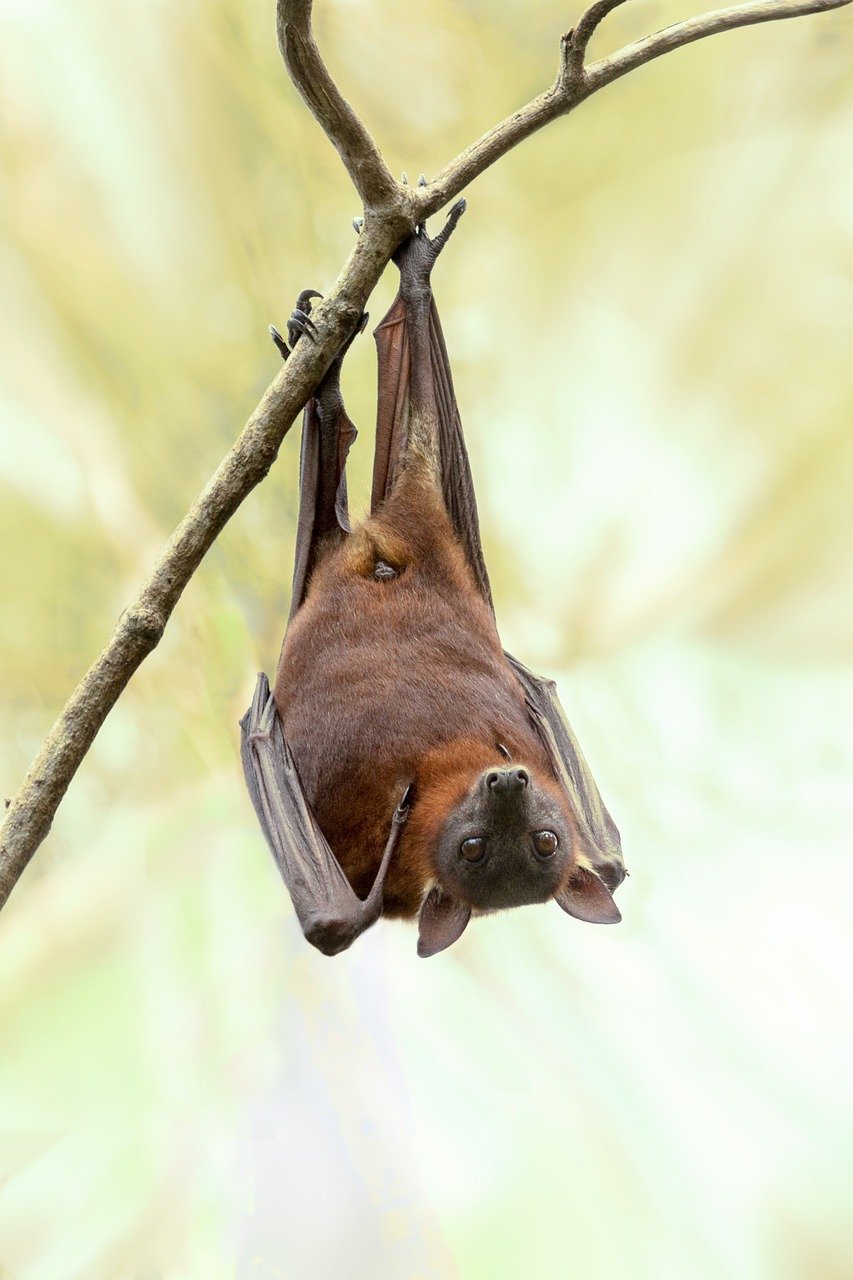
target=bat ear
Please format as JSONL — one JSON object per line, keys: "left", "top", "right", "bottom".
{"left": 417, "top": 887, "right": 471, "bottom": 958}
{"left": 555, "top": 867, "right": 622, "bottom": 925}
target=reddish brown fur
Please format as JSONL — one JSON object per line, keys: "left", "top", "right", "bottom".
{"left": 274, "top": 468, "right": 570, "bottom": 917}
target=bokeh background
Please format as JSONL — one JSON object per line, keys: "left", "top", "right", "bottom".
{"left": 2, "top": 0, "right": 852, "bottom": 1276}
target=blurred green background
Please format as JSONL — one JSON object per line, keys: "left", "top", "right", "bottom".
{"left": 2, "top": 0, "right": 852, "bottom": 1277}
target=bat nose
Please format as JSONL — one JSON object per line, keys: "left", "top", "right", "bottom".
{"left": 485, "top": 766, "right": 529, "bottom": 794}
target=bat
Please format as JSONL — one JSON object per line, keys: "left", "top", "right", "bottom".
{"left": 241, "top": 203, "right": 626, "bottom": 957}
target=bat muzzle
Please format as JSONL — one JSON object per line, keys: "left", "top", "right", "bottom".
{"left": 484, "top": 766, "right": 529, "bottom": 795}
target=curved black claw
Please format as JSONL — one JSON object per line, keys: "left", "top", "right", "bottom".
{"left": 286, "top": 289, "right": 322, "bottom": 349}
{"left": 287, "top": 309, "right": 317, "bottom": 347}
{"left": 269, "top": 324, "right": 290, "bottom": 362}
{"left": 295, "top": 288, "right": 322, "bottom": 311}
{"left": 271, "top": 288, "right": 323, "bottom": 361}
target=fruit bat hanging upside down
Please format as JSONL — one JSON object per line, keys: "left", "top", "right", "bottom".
{"left": 241, "top": 202, "right": 626, "bottom": 957}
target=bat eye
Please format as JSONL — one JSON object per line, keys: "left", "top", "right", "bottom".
{"left": 533, "top": 830, "right": 558, "bottom": 858}
{"left": 460, "top": 837, "right": 486, "bottom": 863}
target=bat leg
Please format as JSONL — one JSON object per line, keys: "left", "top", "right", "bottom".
{"left": 241, "top": 673, "right": 412, "bottom": 955}
{"left": 286, "top": 295, "right": 369, "bottom": 620}
{"left": 371, "top": 200, "right": 494, "bottom": 604}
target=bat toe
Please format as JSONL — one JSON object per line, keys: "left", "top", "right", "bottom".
{"left": 284, "top": 290, "right": 322, "bottom": 347}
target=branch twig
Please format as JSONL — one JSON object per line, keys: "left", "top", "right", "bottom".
{"left": 584, "top": 0, "right": 852, "bottom": 89}
{"left": 416, "top": 0, "right": 851, "bottom": 217}
{"left": 2, "top": 0, "right": 849, "bottom": 911}
{"left": 563, "top": 0, "right": 630, "bottom": 83}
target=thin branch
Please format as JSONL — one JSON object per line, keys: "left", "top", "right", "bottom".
{"left": 2, "top": 0, "right": 849, "bottom": 912}
{"left": 277, "top": 0, "right": 401, "bottom": 212}
{"left": 415, "top": 0, "right": 852, "bottom": 218}
{"left": 584, "top": 0, "right": 853, "bottom": 88}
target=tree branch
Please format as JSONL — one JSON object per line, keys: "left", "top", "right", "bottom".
{"left": 583, "top": 0, "right": 853, "bottom": 90}
{"left": 2, "top": 0, "right": 849, "bottom": 912}
{"left": 414, "top": 0, "right": 851, "bottom": 218}
{"left": 277, "top": 0, "right": 402, "bottom": 213}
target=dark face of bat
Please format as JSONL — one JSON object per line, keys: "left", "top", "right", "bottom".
{"left": 416, "top": 764, "right": 576, "bottom": 957}
{"left": 414, "top": 762, "right": 614, "bottom": 957}
{"left": 435, "top": 765, "right": 572, "bottom": 910}
{"left": 416, "top": 764, "right": 622, "bottom": 957}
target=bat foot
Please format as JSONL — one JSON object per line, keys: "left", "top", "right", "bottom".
{"left": 270, "top": 289, "right": 323, "bottom": 359}
{"left": 395, "top": 198, "right": 467, "bottom": 295}
{"left": 287, "top": 290, "right": 322, "bottom": 347}
{"left": 312, "top": 308, "right": 370, "bottom": 417}
{"left": 288, "top": 310, "right": 316, "bottom": 343}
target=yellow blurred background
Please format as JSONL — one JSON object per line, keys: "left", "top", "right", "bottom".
{"left": 1, "top": 1, "right": 852, "bottom": 1277}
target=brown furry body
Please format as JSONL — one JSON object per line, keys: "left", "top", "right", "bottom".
{"left": 274, "top": 470, "right": 566, "bottom": 917}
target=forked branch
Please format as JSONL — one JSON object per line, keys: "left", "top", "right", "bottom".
{"left": 1, "top": 0, "right": 848, "bottom": 912}
{"left": 563, "top": 0, "right": 630, "bottom": 81}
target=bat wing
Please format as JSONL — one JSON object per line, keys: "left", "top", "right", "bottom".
{"left": 508, "top": 655, "right": 625, "bottom": 891}
{"left": 244, "top": 310, "right": 414, "bottom": 955}
{"left": 241, "top": 672, "right": 404, "bottom": 955}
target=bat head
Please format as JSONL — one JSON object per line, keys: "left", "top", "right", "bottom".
{"left": 414, "top": 757, "right": 620, "bottom": 957}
